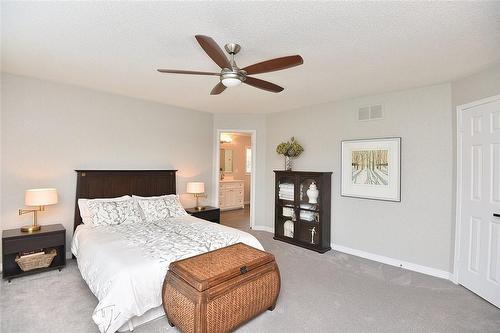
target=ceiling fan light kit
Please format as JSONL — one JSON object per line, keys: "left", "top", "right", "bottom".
{"left": 157, "top": 35, "right": 303, "bottom": 95}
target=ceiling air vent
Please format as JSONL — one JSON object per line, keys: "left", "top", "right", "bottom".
{"left": 358, "top": 104, "right": 383, "bottom": 121}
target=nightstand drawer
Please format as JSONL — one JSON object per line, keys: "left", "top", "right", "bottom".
{"left": 3, "top": 232, "right": 65, "bottom": 254}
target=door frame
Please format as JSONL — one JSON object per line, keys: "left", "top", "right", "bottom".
{"left": 453, "top": 94, "right": 500, "bottom": 284}
{"left": 213, "top": 129, "right": 257, "bottom": 229}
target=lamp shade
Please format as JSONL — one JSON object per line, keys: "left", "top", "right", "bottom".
{"left": 25, "top": 188, "right": 58, "bottom": 206}
{"left": 186, "top": 182, "right": 205, "bottom": 194}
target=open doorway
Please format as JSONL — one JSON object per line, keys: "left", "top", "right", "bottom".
{"left": 215, "top": 130, "right": 255, "bottom": 230}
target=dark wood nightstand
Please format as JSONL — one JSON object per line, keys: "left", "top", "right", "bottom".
{"left": 2, "top": 224, "right": 66, "bottom": 282}
{"left": 186, "top": 206, "right": 220, "bottom": 224}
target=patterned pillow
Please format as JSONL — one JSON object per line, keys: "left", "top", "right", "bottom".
{"left": 163, "top": 195, "right": 188, "bottom": 217}
{"left": 78, "top": 195, "right": 130, "bottom": 225}
{"left": 135, "top": 197, "right": 171, "bottom": 222}
{"left": 87, "top": 199, "right": 143, "bottom": 226}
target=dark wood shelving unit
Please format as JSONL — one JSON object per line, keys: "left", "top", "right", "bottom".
{"left": 273, "top": 171, "right": 332, "bottom": 253}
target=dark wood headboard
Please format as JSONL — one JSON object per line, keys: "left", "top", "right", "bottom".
{"left": 73, "top": 170, "right": 177, "bottom": 232}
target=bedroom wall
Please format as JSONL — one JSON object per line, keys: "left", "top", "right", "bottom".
{"left": 265, "top": 84, "right": 453, "bottom": 273}
{"left": 0, "top": 73, "right": 214, "bottom": 261}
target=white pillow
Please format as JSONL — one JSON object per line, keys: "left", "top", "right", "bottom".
{"left": 132, "top": 194, "right": 188, "bottom": 219}
{"left": 133, "top": 196, "right": 171, "bottom": 222}
{"left": 163, "top": 194, "right": 188, "bottom": 217}
{"left": 87, "top": 198, "right": 143, "bottom": 226}
{"left": 78, "top": 195, "right": 131, "bottom": 225}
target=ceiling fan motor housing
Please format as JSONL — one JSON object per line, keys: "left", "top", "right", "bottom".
{"left": 221, "top": 68, "right": 246, "bottom": 82}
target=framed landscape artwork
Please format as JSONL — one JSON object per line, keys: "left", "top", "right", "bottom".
{"left": 341, "top": 137, "right": 401, "bottom": 201}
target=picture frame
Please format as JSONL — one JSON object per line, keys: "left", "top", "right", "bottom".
{"left": 341, "top": 137, "right": 401, "bottom": 202}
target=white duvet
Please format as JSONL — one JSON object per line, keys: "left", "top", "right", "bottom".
{"left": 71, "top": 215, "right": 263, "bottom": 333}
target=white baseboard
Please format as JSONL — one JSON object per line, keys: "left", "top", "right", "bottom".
{"left": 332, "top": 243, "right": 451, "bottom": 280}
{"left": 252, "top": 225, "right": 274, "bottom": 233}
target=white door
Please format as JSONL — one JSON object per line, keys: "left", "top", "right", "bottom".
{"left": 457, "top": 95, "right": 500, "bottom": 308}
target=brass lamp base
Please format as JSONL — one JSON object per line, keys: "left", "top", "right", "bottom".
{"left": 19, "top": 207, "right": 43, "bottom": 232}
{"left": 21, "top": 224, "right": 41, "bottom": 233}
{"left": 194, "top": 194, "right": 206, "bottom": 211}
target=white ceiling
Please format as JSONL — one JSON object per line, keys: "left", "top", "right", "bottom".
{"left": 2, "top": 2, "right": 500, "bottom": 114}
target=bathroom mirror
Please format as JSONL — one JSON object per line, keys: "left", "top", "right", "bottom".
{"left": 220, "top": 149, "right": 233, "bottom": 172}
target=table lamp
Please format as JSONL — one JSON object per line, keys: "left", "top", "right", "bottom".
{"left": 19, "top": 188, "right": 58, "bottom": 232}
{"left": 187, "top": 182, "right": 206, "bottom": 211}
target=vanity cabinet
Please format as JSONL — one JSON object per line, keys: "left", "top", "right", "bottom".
{"left": 274, "top": 171, "right": 332, "bottom": 253}
{"left": 219, "top": 180, "right": 245, "bottom": 211}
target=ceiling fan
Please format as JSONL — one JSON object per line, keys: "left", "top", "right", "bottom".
{"left": 157, "top": 35, "right": 303, "bottom": 95}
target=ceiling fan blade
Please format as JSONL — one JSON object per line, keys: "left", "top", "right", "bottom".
{"left": 195, "top": 35, "right": 231, "bottom": 69}
{"left": 244, "top": 76, "right": 284, "bottom": 93}
{"left": 242, "top": 55, "right": 303, "bottom": 75}
{"left": 210, "top": 82, "right": 226, "bottom": 95}
{"left": 157, "top": 69, "right": 220, "bottom": 76}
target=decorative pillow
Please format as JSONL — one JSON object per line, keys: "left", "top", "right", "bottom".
{"left": 163, "top": 194, "right": 188, "bottom": 217}
{"left": 87, "top": 198, "right": 143, "bottom": 226}
{"left": 134, "top": 197, "right": 171, "bottom": 222}
{"left": 78, "top": 195, "right": 131, "bottom": 225}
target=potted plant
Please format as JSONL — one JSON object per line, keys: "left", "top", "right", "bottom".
{"left": 276, "top": 137, "right": 304, "bottom": 171}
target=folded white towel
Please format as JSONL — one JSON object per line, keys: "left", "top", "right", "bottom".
{"left": 279, "top": 190, "right": 294, "bottom": 195}
{"left": 282, "top": 207, "right": 294, "bottom": 217}
{"left": 300, "top": 211, "right": 314, "bottom": 217}
{"left": 300, "top": 203, "right": 315, "bottom": 210}
{"left": 300, "top": 211, "right": 316, "bottom": 221}
{"left": 279, "top": 190, "right": 294, "bottom": 196}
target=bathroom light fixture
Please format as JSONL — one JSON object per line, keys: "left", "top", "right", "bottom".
{"left": 220, "top": 133, "right": 232, "bottom": 143}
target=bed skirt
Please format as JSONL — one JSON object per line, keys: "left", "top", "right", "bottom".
{"left": 118, "top": 306, "right": 165, "bottom": 332}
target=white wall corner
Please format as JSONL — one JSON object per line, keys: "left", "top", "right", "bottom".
{"left": 66, "top": 251, "right": 73, "bottom": 260}
{"left": 332, "top": 243, "right": 452, "bottom": 280}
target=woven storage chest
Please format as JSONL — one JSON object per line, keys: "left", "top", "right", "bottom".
{"left": 162, "top": 243, "right": 280, "bottom": 333}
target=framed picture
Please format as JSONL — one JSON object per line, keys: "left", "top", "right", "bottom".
{"left": 341, "top": 137, "right": 401, "bottom": 202}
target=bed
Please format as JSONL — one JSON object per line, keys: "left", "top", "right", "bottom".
{"left": 70, "top": 170, "right": 263, "bottom": 333}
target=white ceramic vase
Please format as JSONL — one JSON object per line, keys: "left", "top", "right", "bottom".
{"left": 306, "top": 181, "right": 319, "bottom": 204}
{"left": 285, "top": 156, "right": 292, "bottom": 171}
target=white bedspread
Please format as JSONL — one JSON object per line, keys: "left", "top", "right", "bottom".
{"left": 71, "top": 215, "right": 264, "bottom": 333}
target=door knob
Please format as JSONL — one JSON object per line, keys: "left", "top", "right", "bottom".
{"left": 494, "top": 213, "right": 500, "bottom": 218}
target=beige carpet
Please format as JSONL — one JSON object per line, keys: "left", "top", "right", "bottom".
{"left": 1, "top": 230, "right": 499, "bottom": 333}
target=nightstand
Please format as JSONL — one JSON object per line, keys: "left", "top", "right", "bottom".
{"left": 186, "top": 206, "right": 220, "bottom": 224}
{"left": 2, "top": 224, "right": 66, "bottom": 282}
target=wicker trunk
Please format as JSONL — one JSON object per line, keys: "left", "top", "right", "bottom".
{"left": 162, "top": 243, "right": 281, "bottom": 333}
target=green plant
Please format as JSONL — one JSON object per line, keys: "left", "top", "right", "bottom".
{"left": 276, "top": 137, "right": 304, "bottom": 158}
